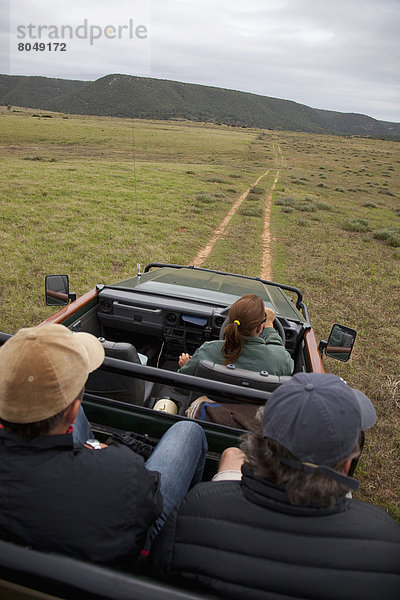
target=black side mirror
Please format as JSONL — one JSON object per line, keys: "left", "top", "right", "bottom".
{"left": 45, "top": 275, "right": 76, "bottom": 306}
{"left": 324, "top": 323, "right": 357, "bottom": 362}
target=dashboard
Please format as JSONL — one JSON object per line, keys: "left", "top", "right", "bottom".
{"left": 97, "top": 287, "right": 301, "bottom": 355}
{"left": 98, "top": 287, "right": 227, "bottom": 349}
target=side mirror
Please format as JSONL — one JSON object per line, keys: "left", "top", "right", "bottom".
{"left": 45, "top": 275, "right": 76, "bottom": 306}
{"left": 319, "top": 323, "right": 357, "bottom": 362}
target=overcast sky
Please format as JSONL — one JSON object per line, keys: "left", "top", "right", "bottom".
{"left": 1, "top": 0, "right": 399, "bottom": 122}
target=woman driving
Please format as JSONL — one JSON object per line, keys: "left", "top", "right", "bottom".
{"left": 178, "top": 294, "right": 294, "bottom": 376}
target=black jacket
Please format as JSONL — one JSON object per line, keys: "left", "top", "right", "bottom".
{"left": 151, "top": 465, "right": 400, "bottom": 600}
{"left": 0, "top": 429, "right": 162, "bottom": 566}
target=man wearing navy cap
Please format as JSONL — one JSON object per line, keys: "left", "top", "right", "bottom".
{"left": 152, "top": 373, "right": 400, "bottom": 599}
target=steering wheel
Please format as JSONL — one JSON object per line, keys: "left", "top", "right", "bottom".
{"left": 218, "top": 309, "right": 286, "bottom": 345}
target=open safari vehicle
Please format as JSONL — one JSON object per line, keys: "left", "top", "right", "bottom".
{"left": 0, "top": 263, "right": 356, "bottom": 599}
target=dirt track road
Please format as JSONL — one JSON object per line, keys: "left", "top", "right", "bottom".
{"left": 191, "top": 168, "right": 280, "bottom": 280}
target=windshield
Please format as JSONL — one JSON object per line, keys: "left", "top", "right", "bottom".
{"left": 112, "top": 267, "right": 306, "bottom": 322}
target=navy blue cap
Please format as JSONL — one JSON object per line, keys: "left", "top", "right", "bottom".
{"left": 263, "top": 373, "right": 376, "bottom": 490}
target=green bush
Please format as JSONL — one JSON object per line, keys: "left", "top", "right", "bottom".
{"left": 298, "top": 203, "right": 316, "bottom": 212}
{"left": 206, "top": 177, "right": 227, "bottom": 183}
{"left": 275, "top": 197, "right": 296, "bottom": 207}
{"left": 195, "top": 193, "right": 214, "bottom": 204}
{"left": 280, "top": 206, "right": 294, "bottom": 213}
{"left": 315, "top": 202, "right": 332, "bottom": 211}
{"left": 335, "top": 187, "right": 345, "bottom": 192}
{"left": 363, "top": 202, "right": 377, "bottom": 208}
{"left": 373, "top": 227, "right": 400, "bottom": 247}
{"left": 249, "top": 187, "right": 264, "bottom": 195}
{"left": 343, "top": 219, "right": 371, "bottom": 233}
{"left": 239, "top": 206, "right": 263, "bottom": 218}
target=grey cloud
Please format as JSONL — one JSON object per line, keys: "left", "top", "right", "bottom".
{"left": 2, "top": 0, "right": 399, "bottom": 121}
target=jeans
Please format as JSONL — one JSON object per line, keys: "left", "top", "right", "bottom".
{"left": 145, "top": 420, "right": 208, "bottom": 537}
{"left": 72, "top": 406, "right": 94, "bottom": 445}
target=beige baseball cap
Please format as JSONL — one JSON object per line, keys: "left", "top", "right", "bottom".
{"left": 0, "top": 324, "right": 105, "bottom": 423}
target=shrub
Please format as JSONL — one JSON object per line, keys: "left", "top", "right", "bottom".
{"left": 316, "top": 183, "right": 328, "bottom": 188}
{"left": 319, "top": 174, "right": 327, "bottom": 179}
{"left": 373, "top": 227, "right": 400, "bottom": 247}
{"left": 315, "top": 202, "right": 332, "bottom": 211}
{"left": 281, "top": 206, "right": 294, "bottom": 213}
{"left": 343, "top": 219, "right": 371, "bottom": 233}
{"left": 226, "top": 188, "right": 237, "bottom": 193}
{"left": 363, "top": 202, "right": 377, "bottom": 208}
{"left": 239, "top": 207, "right": 263, "bottom": 218}
{"left": 275, "top": 197, "right": 296, "bottom": 207}
{"left": 298, "top": 203, "right": 316, "bottom": 212}
{"left": 379, "top": 189, "right": 396, "bottom": 197}
{"left": 249, "top": 187, "right": 264, "bottom": 195}
{"left": 206, "top": 177, "right": 227, "bottom": 183}
{"left": 335, "top": 187, "right": 345, "bottom": 192}
{"left": 186, "top": 170, "right": 195, "bottom": 175}
{"left": 195, "top": 193, "right": 214, "bottom": 204}
{"left": 229, "top": 174, "right": 241, "bottom": 178}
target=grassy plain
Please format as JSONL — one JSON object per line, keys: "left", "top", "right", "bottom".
{"left": 0, "top": 107, "right": 399, "bottom": 519}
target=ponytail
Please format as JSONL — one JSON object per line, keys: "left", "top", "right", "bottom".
{"left": 222, "top": 320, "right": 245, "bottom": 365}
{"left": 221, "top": 294, "right": 265, "bottom": 365}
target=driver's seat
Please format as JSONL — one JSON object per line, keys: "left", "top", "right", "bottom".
{"left": 190, "top": 359, "right": 291, "bottom": 404}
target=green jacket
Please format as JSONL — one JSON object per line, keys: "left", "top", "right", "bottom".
{"left": 178, "top": 328, "right": 294, "bottom": 377}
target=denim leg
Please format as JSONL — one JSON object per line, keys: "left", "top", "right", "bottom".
{"left": 72, "top": 405, "right": 94, "bottom": 445}
{"left": 145, "top": 420, "right": 207, "bottom": 536}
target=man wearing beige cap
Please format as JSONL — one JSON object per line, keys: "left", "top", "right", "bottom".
{"left": 0, "top": 324, "right": 207, "bottom": 567}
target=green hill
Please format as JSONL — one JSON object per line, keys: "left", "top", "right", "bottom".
{"left": 1, "top": 73, "right": 399, "bottom": 138}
